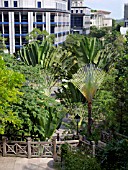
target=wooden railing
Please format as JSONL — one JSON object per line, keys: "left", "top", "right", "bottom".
{"left": 101, "top": 131, "right": 128, "bottom": 143}
{"left": 0, "top": 137, "right": 53, "bottom": 158}
{"left": 1, "top": 133, "right": 114, "bottom": 159}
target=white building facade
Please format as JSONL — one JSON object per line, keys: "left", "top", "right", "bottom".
{"left": 71, "top": 0, "right": 91, "bottom": 35}
{"left": 91, "top": 10, "right": 112, "bottom": 28}
{"left": 0, "top": 0, "right": 71, "bottom": 54}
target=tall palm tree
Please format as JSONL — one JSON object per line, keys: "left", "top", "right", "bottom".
{"left": 71, "top": 64, "right": 105, "bottom": 136}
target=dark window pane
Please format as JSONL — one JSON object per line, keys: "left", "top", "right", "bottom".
{"left": 14, "top": 13, "right": 19, "bottom": 22}
{"left": 4, "top": 25, "right": 9, "bottom": 34}
{"left": 15, "top": 25, "right": 20, "bottom": 34}
{"left": 22, "top": 37, "right": 27, "bottom": 45}
{"left": 4, "top": 1, "right": 8, "bottom": 7}
{"left": 21, "top": 14, "right": 28, "bottom": 22}
{"left": 51, "top": 14, "right": 55, "bottom": 22}
{"left": 36, "top": 14, "right": 42, "bottom": 22}
{"left": 15, "top": 37, "right": 20, "bottom": 45}
{"left": 21, "top": 25, "right": 28, "bottom": 34}
{"left": 51, "top": 26, "right": 54, "bottom": 33}
{"left": 71, "top": 15, "right": 83, "bottom": 28}
{"left": 4, "top": 14, "right": 9, "bottom": 22}
{"left": 37, "top": 2, "right": 41, "bottom": 8}
{"left": 14, "top": 1, "right": 17, "bottom": 7}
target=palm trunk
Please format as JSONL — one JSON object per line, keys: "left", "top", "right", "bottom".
{"left": 87, "top": 101, "right": 92, "bottom": 136}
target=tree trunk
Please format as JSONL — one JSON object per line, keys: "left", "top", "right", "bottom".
{"left": 87, "top": 101, "right": 92, "bottom": 136}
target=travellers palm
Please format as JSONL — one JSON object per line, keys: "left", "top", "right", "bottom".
{"left": 71, "top": 64, "right": 105, "bottom": 136}
{"left": 76, "top": 37, "right": 114, "bottom": 72}
{"left": 17, "top": 39, "right": 57, "bottom": 69}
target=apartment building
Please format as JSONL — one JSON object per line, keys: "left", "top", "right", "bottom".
{"left": 91, "top": 10, "right": 112, "bottom": 28}
{"left": 71, "top": 0, "right": 91, "bottom": 35}
{"left": 0, "top": 0, "right": 71, "bottom": 54}
{"left": 124, "top": 3, "right": 128, "bottom": 27}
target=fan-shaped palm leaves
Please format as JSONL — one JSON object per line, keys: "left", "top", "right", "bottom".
{"left": 71, "top": 64, "right": 105, "bottom": 136}
{"left": 17, "top": 40, "right": 57, "bottom": 69}
{"left": 76, "top": 37, "right": 116, "bottom": 72}
{"left": 76, "top": 37, "right": 101, "bottom": 64}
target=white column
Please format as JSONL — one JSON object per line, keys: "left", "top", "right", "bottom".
{"left": 46, "top": 12, "right": 50, "bottom": 34}
{"left": 28, "top": 12, "right": 33, "bottom": 33}
{"left": 9, "top": 12, "right": 15, "bottom": 54}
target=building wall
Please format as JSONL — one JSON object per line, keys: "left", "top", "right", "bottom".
{"left": 71, "top": 0, "right": 84, "bottom": 7}
{"left": 120, "top": 26, "right": 128, "bottom": 35}
{"left": 71, "top": 7, "right": 91, "bottom": 34}
{"left": 91, "top": 11, "right": 112, "bottom": 28}
{"left": 0, "top": 0, "right": 70, "bottom": 54}
{"left": 103, "top": 18, "right": 112, "bottom": 27}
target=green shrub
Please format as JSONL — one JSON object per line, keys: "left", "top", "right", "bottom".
{"left": 64, "top": 151, "right": 101, "bottom": 170}
{"left": 61, "top": 143, "right": 101, "bottom": 170}
{"left": 97, "top": 139, "right": 128, "bottom": 170}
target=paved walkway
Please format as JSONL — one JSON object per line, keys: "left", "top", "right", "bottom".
{"left": 0, "top": 157, "right": 55, "bottom": 170}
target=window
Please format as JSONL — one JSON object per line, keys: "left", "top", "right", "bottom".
{"left": 71, "top": 10, "right": 73, "bottom": 13}
{"left": 37, "top": 2, "right": 41, "bottom": 8}
{"left": 51, "top": 26, "right": 55, "bottom": 33}
{"left": 36, "top": 14, "right": 42, "bottom": 22}
{"left": 21, "top": 25, "right": 28, "bottom": 34}
{"left": 14, "top": 13, "right": 19, "bottom": 22}
{"left": 76, "top": 10, "right": 78, "bottom": 13}
{"left": 4, "top": 1, "right": 8, "bottom": 7}
{"left": 21, "top": 14, "right": 28, "bottom": 22}
{"left": 4, "top": 14, "right": 9, "bottom": 22}
{"left": 80, "top": 10, "right": 83, "bottom": 13}
{"left": 50, "top": 14, "right": 55, "bottom": 22}
{"left": 15, "top": 25, "right": 20, "bottom": 34}
{"left": 14, "top": 1, "right": 17, "bottom": 7}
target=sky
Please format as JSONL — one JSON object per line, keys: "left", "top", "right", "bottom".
{"left": 85, "top": 0, "right": 128, "bottom": 19}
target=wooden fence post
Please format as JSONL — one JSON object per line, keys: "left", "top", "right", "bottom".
{"left": 52, "top": 137, "right": 57, "bottom": 161}
{"left": 2, "top": 137, "right": 7, "bottom": 157}
{"left": 57, "top": 133, "right": 59, "bottom": 141}
{"left": 27, "top": 137, "right": 31, "bottom": 159}
{"left": 79, "top": 135, "right": 83, "bottom": 141}
{"left": 91, "top": 141, "right": 95, "bottom": 157}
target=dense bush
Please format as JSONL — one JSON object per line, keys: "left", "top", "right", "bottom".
{"left": 97, "top": 139, "right": 128, "bottom": 170}
{"left": 61, "top": 144, "right": 101, "bottom": 170}
{"left": 64, "top": 151, "right": 101, "bottom": 170}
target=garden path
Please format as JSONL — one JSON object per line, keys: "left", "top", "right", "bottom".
{"left": 0, "top": 157, "right": 55, "bottom": 170}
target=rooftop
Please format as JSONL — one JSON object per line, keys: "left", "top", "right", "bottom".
{"left": 91, "top": 10, "right": 111, "bottom": 15}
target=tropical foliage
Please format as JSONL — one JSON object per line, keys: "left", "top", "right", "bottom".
{"left": 0, "top": 56, "right": 25, "bottom": 133}
{"left": 3, "top": 55, "right": 67, "bottom": 140}
{"left": 71, "top": 64, "right": 105, "bottom": 136}
{"left": 0, "top": 22, "right": 128, "bottom": 152}
{"left": 17, "top": 40, "right": 57, "bottom": 69}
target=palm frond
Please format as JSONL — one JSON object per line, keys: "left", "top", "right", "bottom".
{"left": 71, "top": 64, "right": 105, "bottom": 102}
